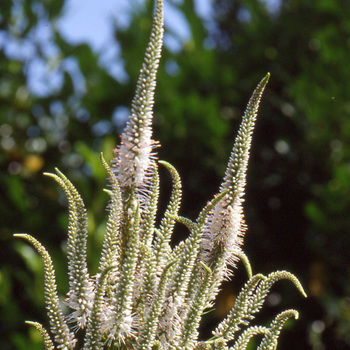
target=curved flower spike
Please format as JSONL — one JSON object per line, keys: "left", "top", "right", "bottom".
{"left": 14, "top": 234, "right": 76, "bottom": 349}
{"left": 231, "top": 326, "right": 268, "bottom": 350}
{"left": 113, "top": 0, "right": 164, "bottom": 190}
{"left": 44, "top": 170, "right": 93, "bottom": 330}
{"left": 25, "top": 321, "right": 55, "bottom": 350}
{"left": 257, "top": 310, "right": 299, "bottom": 350}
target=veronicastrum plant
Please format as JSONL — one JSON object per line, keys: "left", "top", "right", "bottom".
{"left": 15, "top": 1, "right": 307, "bottom": 349}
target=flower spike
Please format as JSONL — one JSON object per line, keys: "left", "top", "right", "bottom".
{"left": 16, "top": 3, "right": 306, "bottom": 349}
{"left": 44, "top": 169, "right": 93, "bottom": 330}
{"left": 222, "top": 73, "right": 270, "bottom": 200}
{"left": 15, "top": 234, "right": 76, "bottom": 349}
{"left": 25, "top": 321, "right": 55, "bottom": 350}
{"left": 231, "top": 326, "right": 268, "bottom": 350}
{"left": 99, "top": 153, "right": 123, "bottom": 274}
{"left": 112, "top": 0, "right": 164, "bottom": 190}
{"left": 83, "top": 265, "right": 116, "bottom": 350}
{"left": 199, "top": 74, "right": 270, "bottom": 299}
{"left": 257, "top": 310, "right": 299, "bottom": 350}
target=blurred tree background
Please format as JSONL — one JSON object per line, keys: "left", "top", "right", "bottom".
{"left": 1, "top": 0, "right": 350, "bottom": 349}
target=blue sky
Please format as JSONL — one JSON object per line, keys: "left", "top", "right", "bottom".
{"left": 2, "top": 0, "right": 280, "bottom": 96}
{"left": 55, "top": 0, "right": 280, "bottom": 82}
{"left": 57, "top": 0, "right": 213, "bottom": 52}
{"left": 23, "top": 0, "right": 212, "bottom": 94}
{"left": 56, "top": 0, "right": 281, "bottom": 52}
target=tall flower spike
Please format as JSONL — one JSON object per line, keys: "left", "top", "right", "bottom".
{"left": 112, "top": 0, "right": 164, "bottom": 190}
{"left": 221, "top": 73, "right": 270, "bottom": 200}
{"left": 200, "top": 74, "right": 270, "bottom": 296}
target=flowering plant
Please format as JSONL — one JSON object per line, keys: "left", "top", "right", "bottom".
{"left": 15, "top": 1, "right": 306, "bottom": 349}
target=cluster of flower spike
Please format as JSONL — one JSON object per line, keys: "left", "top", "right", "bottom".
{"left": 16, "top": 1, "right": 306, "bottom": 349}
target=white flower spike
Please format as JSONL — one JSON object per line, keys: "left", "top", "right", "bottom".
{"left": 16, "top": 2, "right": 305, "bottom": 350}
{"left": 113, "top": 0, "right": 164, "bottom": 190}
